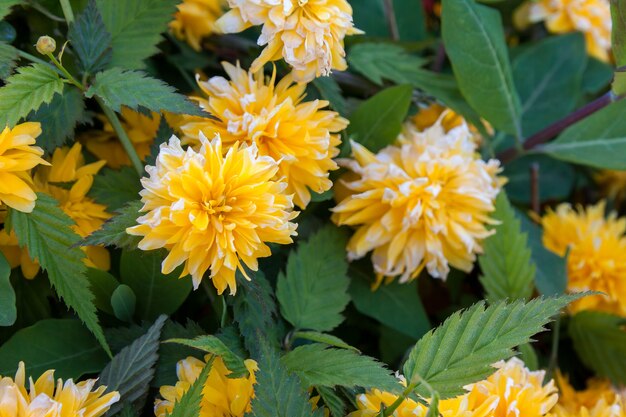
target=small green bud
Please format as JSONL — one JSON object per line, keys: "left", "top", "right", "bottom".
{"left": 36, "top": 36, "right": 56, "bottom": 55}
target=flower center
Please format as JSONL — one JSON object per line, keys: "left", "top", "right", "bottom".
{"left": 201, "top": 196, "right": 233, "bottom": 215}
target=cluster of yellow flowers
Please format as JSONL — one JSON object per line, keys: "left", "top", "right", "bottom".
{"left": 0, "top": 362, "right": 119, "bottom": 417}
{"left": 554, "top": 373, "right": 626, "bottom": 417}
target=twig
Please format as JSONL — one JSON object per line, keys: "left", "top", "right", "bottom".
{"left": 383, "top": 0, "right": 400, "bottom": 41}
{"left": 530, "top": 163, "right": 540, "bottom": 215}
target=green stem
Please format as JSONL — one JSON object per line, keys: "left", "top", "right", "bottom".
{"left": 96, "top": 97, "right": 144, "bottom": 176}
{"left": 220, "top": 295, "right": 228, "bottom": 327}
{"left": 26, "top": 0, "right": 66, "bottom": 22}
{"left": 547, "top": 316, "right": 561, "bottom": 379}
{"left": 59, "top": 0, "right": 74, "bottom": 23}
{"left": 16, "top": 49, "right": 59, "bottom": 70}
{"left": 383, "top": 382, "right": 418, "bottom": 417}
{"left": 46, "top": 52, "right": 83, "bottom": 90}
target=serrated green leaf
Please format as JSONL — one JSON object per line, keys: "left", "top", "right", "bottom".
{"left": 28, "top": 87, "right": 85, "bottom": 152}
{"left": 0, "top": 252, "right": 15, "bottom": 326}
{"left": 316, "top": 386, "right": 346, "bottom": 417}
{"left": 89, "top": 166, "right": 141, "bottom": 211}
{"left": 166, "top": 335, "right": 248, "bottom": 378}
{"left": 442, "top": 0, "right": 522, "bottom": 137}
{"left": 313, "top": 76, "right": 347, "bottom": 116}
{"left": 9, "top": 193, "right": 110, "bottom": 355}
{"left": 99, "top": 315, "right": 167, "bottom": 415}
{"left": 569, "top": 311, "right": 626, "bottom": 385}
{"left": 0, "top": 0, "right": 19, "bottom": 19}
{"left": 0, "top": 64, "right": 64, "bottom": 128}
{"left": 276, "top": 226, "right": 350, "bottom": 332}
{"left": 0, "top": 319, "right": 108, "bottom": 379}
{"left": 111, "top": 284, "right": 136, "bottom": 323}
{"left": 155, "top": 320, "right": 205, "bottom": 387}
{"left": 167, "top": 357, "right": 213, "bottom": 417}
{"left": 86, "top": 68, "right": 204, "bottom": 116}
{"left": 282, "top": 344, "right": 400, "bottom": 392}
{"left": 68, "top": 0, "right": 112, "bottom": 73}
{"left": 541, "top": 99, "right": 626, "bottom": 169}
{"left": 293, "top": 331, "right": 358, "bottom": 351}
{"left": 96, "top": 0, "right": 178, "bottom": 69}
{"left": 403, "top": 295, "right": 582, "bottom": 398}
{"left": 478, "top": 192, "right": 536, "bottom": 301}
{"left": 145, "top": 117, "right": 174, "bottom": 166}
{"left": 0, "top": 40, "right": 17, "bottom": 79}
{"left": 82, "top": 200, "right": 142, "bottom": 249}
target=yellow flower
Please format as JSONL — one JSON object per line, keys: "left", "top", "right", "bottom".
{"left": 170, "top": 0, "right": 225, "bottom": 51}
{"left": 332, "top": 118, "right": 502, "bottom": 287}
{"left": 552, "top": 372, "right": 626, "bottom": 417}
{"left": 127, "top": 135, "right": 297, "bottom": 295}
{"left": 0, "top": 228, "right": 39, "bottom": 279}
{"left": 34, "top": 143, "right": 112, "bottom": 271}
{"left": 515, "top": 0, "right": 611, "bottom": 62}
{"left": 541, "top": 201, "right": 626, "bottom": 316}
{"left": 411, "top": 103, "right": 488, "bottom": 145}
{"left": 216, "top": 0, "right": 362, "bottom": 83}
{"left": 595, "top": 170, "right": 626, "bottom": 207}
{"left": 179, "top": 62, "right": 346, "bottom": 208}
{"left": 81, "top": 108, "right": 160, "bottom": 169}
{"left": 0, "top": 361, "right": 120, "bottom": 417}
{"left": 154, "top": 355, "right": 258, "bottom": 417}
{"left": 0, "top": 122, "right": 49, "bottom": 213}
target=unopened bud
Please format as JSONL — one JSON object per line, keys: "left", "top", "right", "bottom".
{"left": 36, "top": 36, "right": 56, "bottom": 55}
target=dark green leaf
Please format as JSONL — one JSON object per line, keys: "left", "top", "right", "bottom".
{"left": 583, "top": 57, "right": 613, "bottom": 94}
{"left": 313, "top": 76, "right": 348, "bottom": 116}
{"left": 145, "top": 117, "right": 174, "bottom": 166}
{"left": 0, "top": 40, "right": 17, "bottom": 79}
{"left": 154, "top": 320, "right": 205, "bottom": 387}
{"left": 82, "top": 200, "right": 142, "bottom": 249}
{"left": 86, "top": 268, "right": 119, "bottom": 315}
{"left": 68, "top": 0, "right": 112, "bottom": 73}
{"left": 503, "top": 155, "right": 575, "bottom": 205}
{"left": 0, "top": 252, "right": 15, "bottom": 326}
{"left": 316, "top": 386, "right": 346, "bottom": 417}
{"left": 90, "top": 167, "right": 141, "bottom": 211}
{"left": 166, "top": 335, "right": 248, "bottom": 378}
{"left": 111, "top": 284, "right": 136, "bottom": 323}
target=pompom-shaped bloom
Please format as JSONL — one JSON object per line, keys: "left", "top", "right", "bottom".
{"left": 178, "top": 62, "right": 347, "bottom": 208}
{"left": 170, "top": 0, "right": 225, "bottom": 51}
{"left": 154, "top": 355, "right": 258, "bottom": 417}
{"left": 0, "top": 122, "right": 49, "bottom": 213}
{"left": 541, "top": 201, "right": 626, "bottom": 316}
{"left": 82, "top": 108, "right": 160, "bottom": 169}
{"left": 552, "top": 373, "right": 626, "bottom": 417}
{"left": 411, "top": 103, "right": 489, "bottom": 145}
{"left": 0, "top": 361, "right": 119, "bottom": 417}
{"left": 127, "top": 135, "right": 297, "bottom": 294}
{"left": 216, "top": 0, "right": 362, "bottom": 82}
{"left": 515, "top": 0, "right": 611, "bottom": 62}
{"left": 332, "top": 118, "right": 502, "bottom": 286}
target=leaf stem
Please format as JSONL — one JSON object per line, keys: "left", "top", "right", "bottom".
{"left": 382, "top": 0, "right": 400, "bottom": 41}
{"left": 26, "top": 0, "right": 66, "bottom": 22}
{"left": 59, "top": 0, "right": 74, "bottom": 23}
{"left": 547, "top": 316, "right": 561, "bottom": 379}
{"left": 95, "top": 97, "right": 144, "bottom": 176}
{"left": 383, "top": 382, "right": 418, "bottom": 416}
{"left": 46, "top": 52, "right": 83, "bottom": 91}
{"left": 16, "top": 49, "right": 59, "bottom": 71}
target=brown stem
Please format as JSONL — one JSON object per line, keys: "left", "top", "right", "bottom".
{"left": 431, "top": 43, "right": 446, "bottom": 73}
{"left": 383, "top": 0, "right": 400, "bottom": 41}
{"left": 530, "top": 163, "right": 540, "bottom": 215}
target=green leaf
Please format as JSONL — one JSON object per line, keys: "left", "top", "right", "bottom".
{"left": 0, "top": 252, "right": 15, "bottom": 326}
{"left": 89, "top": 167, "right": 141, "bottom": 211}
{"left": 0, "top": 63, "right": 64, "bottom": 128}
{"left": 513, "top": 34, "right": 587, "bottom": 136}
{"left": 96, "top": 0, "right": 179, "bottom": 69}
{"left": 276, "top": 226, "right": 350, "bottom": 332}
{"left": 442, "top": 0, "right": 522, "bottom": 137}
{"left": 282, "top": 344, "right": 400, "bottom": 392}
{"left": 154, "top": 320, "right": 205, "bottom": 387}
{"left": 0, "top": 40, "right": 17, "bottom": 79}
{"left": 316, "top": 386, "right": 346, "bottom": 417}
{"left": 313, "top": 76, "right": 348, "bottom": 115}
{"left": 503, "top": 155, "right": 574, "bottom": 205}
{"left": 68, "top": 0, "right": 112, "bottom": 73}
{"left": 86, "top": 268, "right": 119, "bottom": 315}
{"left": 517, "top": 343, "right": 539, "bottom": 371}
{"left": 120, "top": 249, "right": 192, "bottom": 320}
{"left": 0, "top": 319, "right": 108, "bottom": 379}
{"left": 0, "top": 0, "right": 19, "bottom": 19}
{"left": 402, "top": 295, "right": 581, "bottom": 398}
{"left": 612, "top": 0, "right": 626, "bottom": 67}
{"left": 9, "top": 193, "right": 111, "bottom": 355}
{"left": 145, "top": 117, "right": 174, "bottom": 166}
{"left": 569, "top": 311, "right": 626, "bottom": 385}
{"left": 82, "top": 200, "right": 142, "bottom": 249}
{"left": 99, "top": 315, "right": 167, "bottom": 415}
{"left": 583, "top": 57, "right": 614, "bottom": 94}
{"left": 250, "top": 339, "right": 324, "bottom": 417}
{"left": 28, "top": 87, "right": 86, "bottom": 152}
{"left": 347, "top": 85, "right": 412, "bottom": 153}
{"left": 541, "top": 99, "right": 626, "bottom": 169}
{"left": 349, "top": 268, "right": 430, "bottom": 340}
{"left": 478, "top": 192, "right": 536, "bottom": 301}
{"left": 166, "top": 335, "right": 248, "bottom": 378}
{"left": 111, "top": 284, "right": 136, "bottom": 323}
{"left": 86, "top": 68, "right": 204, "bottom": 116}
{"left": 293, "top": 331, "right": 358, "bottom": 351}
{"left": 167, "top": 357, "right": 213, "bottom": 417}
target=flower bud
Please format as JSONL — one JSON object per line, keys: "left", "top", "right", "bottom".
{"left": 36, "top": 36, "right": 56, "bottom": 55}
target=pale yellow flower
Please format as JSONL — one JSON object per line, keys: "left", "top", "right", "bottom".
{"left": 552, "top": 372, "right": 626, "bottom": 417}
{"left": 0, "top": 122, "right": 49, "bottom": 213}
{"left": 127, "top": 135, "right": 298, "bottom": 295}
{"left": 0, "top": 361, "right": 119, "bottom": 417}
{"left": 332, "top": 118, "right": 502, "bottom": 287}
{"left": 541, "top": 201, "right": 626, "bottom": 316}
{"left": 411, "top": 103, "right": 489, "bottom": 145}
{"left": 179, "top": 62, "right": 347, "bottom": 208}
{"left": 154, "top": 355, "right": 258, "bottom": 417}
{"left": 0, "top": 228, "right": 39, "bottom": 279}
{"left": 515, "top": 0, "right": 611, "bottom": 62}
{"left": 81, "top": 108, "right": 160, "bottom": 169}
{"left": 216, "top": 0, "right": 362, "bottom": 82}
{"left": 170, "top": 0, "right": 226, "bottom": 51}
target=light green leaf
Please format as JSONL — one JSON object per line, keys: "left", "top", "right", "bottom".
{"left": 478, "top": 192, "right": 536, "bottom": 301}
{"left": 569, "top": 311, "right": 626, "bottom": 385}
{"left": 89, "top": 167, "right": 141, "bottom": 211}
{"left": 9, "top": 193, "right": 111, "bottom": 355}
{"left": 0, "top": 319, "right": 108, "bottom": 379}
{"left": 282, "top": 344, "right": 400, "bottom": 392}
{"left": 111, "top": 284, "right": 136, "bottom": 323}
{"left": 0, "top": 40, "right": 17, "bottom": 79}
{"left": 99, "top": 315, "right": 167, "bottom": 415}
{"left": 347, "top": 84, "right": 412, "bottom": 153}
{"left": 82, "top": 200, "right": 142, "bottom": 250}
{"left": 0, "top": 252, "right": 15, "bottom": 326}
{"left": 166, "top": 335, "right": 248, "bottom": 378}
{"left": 612, "top": 0, "right": 626, "bottom": 67}
{"left": 541, "top": 99, "right": 626, "bottom": 169}
{"left": 96, "top": 0, "right": 179, "bottom": 69}
{"left": 168, "top": 357, "right": 213, "bottom": 417}
{"left": 85, "top": 68, "right": 205, "bottom": 116}
{"left": 442, "top": 0, "right": 522, "bottom": 137}
{"left": 68, "top": 0, "right": 112, "bottom": 73}
{"left": 276, "top": 225, "right": 350, "bottom": 332}
{"left": 0, "top": 64, "right": 64, "bottom": 128}
{"left": 403, "top": 295, "right": 582, "bottom": 398}
{"left": 0, "top": 0, "right": 19, "bottom": 19}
